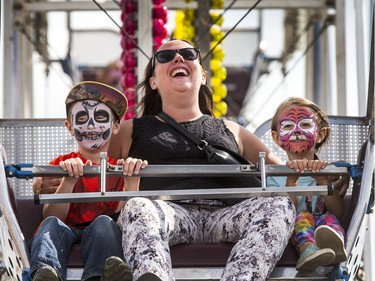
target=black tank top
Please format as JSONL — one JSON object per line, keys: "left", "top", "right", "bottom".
{"left": 129, "top": 115, "right": 242, "bottom": 190}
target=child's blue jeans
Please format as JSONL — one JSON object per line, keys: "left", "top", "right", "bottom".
{"left": 29, "top": 215, "right": 124, "bottom": 281}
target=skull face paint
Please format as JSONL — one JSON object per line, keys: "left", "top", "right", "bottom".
{"left": 278, "top": 107, "right": 318, "bottom": 153}
{"left": 70, "top": 100, "right": 114, "bottom": 150}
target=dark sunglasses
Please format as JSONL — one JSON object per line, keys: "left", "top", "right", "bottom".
{"left": 152, "top": 48, "right": 200, "bottom": 69}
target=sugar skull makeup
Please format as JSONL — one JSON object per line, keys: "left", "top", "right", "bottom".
{"left": 278, "top": 107, "right": 318, "bottom": 153}
{"left": 70, "top": 100, "right": 114, "bottom": 150}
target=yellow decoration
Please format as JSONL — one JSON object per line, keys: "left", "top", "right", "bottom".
{"left": 213, "top": 66, "right": 227, "bottom": 81}
{"left": 210, "top": 59, "right": 221, "bottom": 71}
{"left": 214, "top": 101, "right": 227, "bottom": 116}
{"left": 211, "top": 12, "right": 224, "bottom": 26}
{"left": 213, "top": 84, "right": 227, "bottom": 99}
{"left": 211, "top": 76, "right": 221, "bottom": 88}
{"left": 212, "top": 92, "right": 221, "bottom": 103}
{"left": 210, "top": 25, "right": 221, "bottom": 40}
{"left": 174, "top": 9, "right": 195, "bottom": 42}
{"left": 211, "top": 45, "right": 225, "bottom": 61}
{"left": 211, "top": 0, "right": 224, "bottom": 9}
{"left": 175, "top": 4, "right": 228, "bottom": 117}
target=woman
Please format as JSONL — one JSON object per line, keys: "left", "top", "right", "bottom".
{"left": 109, "top": 39, "right": 296, "bottom": 281}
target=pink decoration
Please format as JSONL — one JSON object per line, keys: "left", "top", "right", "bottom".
{"left": 121, "top": 51, "right": 137, "bottom": 69}
{"left": 153, "top": 19, "right": 167, "bottom": 37}
{"left": 122, "top": 0, "right": 136, "bottom": 13}
{"left": 124, "top": 18, "right": 137, "bottom": 35}
{"left": 153, "top": 5, "right": 168, "bottom": 23}
{"left": 153, "top": 0, "right": 166, "bottom": 5}
{"left": 120, "top": 0, "right": 138, "bottom": 120}
{"left": 121, "top": 71, "right": 136, "bottom": 89}
{"left": 153, "top": 36, "right": 164, "bottom": 50}
{"left": 121, "top": 36, "right": 137, "bottom": 50}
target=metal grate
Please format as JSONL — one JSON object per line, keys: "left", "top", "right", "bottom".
{"left": 0, "top": 119, "right": 77, "bottom": 196}
{"left": 0, "top": 116, "right": 369, "bottom": 197}
{"left": 255, "top": 116, "right": 369, "bottom": 165}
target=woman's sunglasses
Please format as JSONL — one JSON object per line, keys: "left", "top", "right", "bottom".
{"left": 152, "top": 48, "right": 200, "bottom": 69}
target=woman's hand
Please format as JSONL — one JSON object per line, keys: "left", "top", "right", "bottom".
{"left": 117, "top": 157, "right": 148, "bottom": 191}
{"left": 117, "top": 157, "right": 148, "bottom": 176}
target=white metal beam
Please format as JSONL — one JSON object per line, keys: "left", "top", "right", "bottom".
{"left": 21, "top": 0, "right": 331, "bottom": 12}
{"left": 335, "top": 1, "right": 348, "bottom": 115}
{"left": 1, "top": 0, "right": 15, "bottom": 118}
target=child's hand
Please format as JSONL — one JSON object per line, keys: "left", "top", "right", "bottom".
{"left": 33, "top": 177, "right": 61, "bottom": 194}
{"left": 117, "top": 157, "right": 148, "bottom": 176}
{"left": 59, "top": 158, "right": 92, "bottom": 178}
{"left": 287, "top": 159, "right": 328, "bottom": 173}
{"left": 330, "top": 173, "right": 350, "bottom": 197}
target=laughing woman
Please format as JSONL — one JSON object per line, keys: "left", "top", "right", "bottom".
{"left": 109, "top": 39, "right": 295, "bottom": 281}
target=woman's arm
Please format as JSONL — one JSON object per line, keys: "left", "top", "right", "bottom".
{"left": 109, "top": 119, "right": 134, "bottom": 160}
{"left": 224, "top": 120, "right": 283, "bottom": 165}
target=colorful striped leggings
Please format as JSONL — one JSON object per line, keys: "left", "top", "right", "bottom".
{"left": 293, "top": 211, "right": 345, "bottom": 251}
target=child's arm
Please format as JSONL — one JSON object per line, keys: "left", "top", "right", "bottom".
{"left": 286, "top": 159, "right": 329, "bottom": 208}
{"left": 33, "top": 177, "right": 61, "bottom": 194}
{"left": 314, "top": 175, "right": 345, "bottom": 218}
{"left": 42, "top": 158, "right": 90, "bottom": 220}
{"left": 42, "top": 177, "right": 77, "bottom": 219}
{"left": 287, "top": 159, "right": 345, "bottom": 217}
{"left": 285, "top": 175, "right": 299, "bottom": 207}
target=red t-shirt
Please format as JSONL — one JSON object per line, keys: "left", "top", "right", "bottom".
{"left": 49, "top": 152, "right": 124, "bottom": 227}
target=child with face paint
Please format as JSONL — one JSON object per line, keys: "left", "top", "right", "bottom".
{"left": 29, "top": 81, "right": 146, "bottom": 281}
{"left": 268, "top": 97, "right": 347, "bottom": 272}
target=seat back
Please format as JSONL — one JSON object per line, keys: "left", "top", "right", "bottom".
{"left": 254, "top": 116, "right": 369, "bottom": 165}
{"left": 0, "top": 119, "right": 77, "bottom": 197}
{"left": 254, "top": 116, "right": 370, "bottom": 231}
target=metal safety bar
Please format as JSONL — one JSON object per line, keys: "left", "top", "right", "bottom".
{"left": 3, "top": 151, "right": 349, "bottom": 205}
{"left": 35, "top": 185, "right": 333, "bottom": 205}
{"left": 5, "top": 162, "right": 349, "bottom": 180}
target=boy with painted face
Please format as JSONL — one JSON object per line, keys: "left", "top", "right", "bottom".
{"left": 29, "top": 81, "right": 146, "bottom": 281}
{"left": 268, "top": 97, "right": 347, "bottom": 272}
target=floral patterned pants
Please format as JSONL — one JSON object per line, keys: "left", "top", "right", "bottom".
{"left": 118, "top": 196, "right": 295, "bottom": 281}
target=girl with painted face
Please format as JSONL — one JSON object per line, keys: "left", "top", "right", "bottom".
{"left": 268, "top": 97, "right": 347, "bottom": 272}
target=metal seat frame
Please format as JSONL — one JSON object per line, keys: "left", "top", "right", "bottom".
{"left": 0, "top": 113, "right": 373, "bottom": 281}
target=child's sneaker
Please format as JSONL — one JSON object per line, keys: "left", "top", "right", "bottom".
{"left": 33, "top": 265, "right": 59, "bottom": 281}
{"left": 315, "top": 225, "right": 348, "bottom": 264}
{"left": 296, "top": 244, "right": 335, "bottom": 272}
{"left": 102, "top": 256, "right": 132, "bottom": 281}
